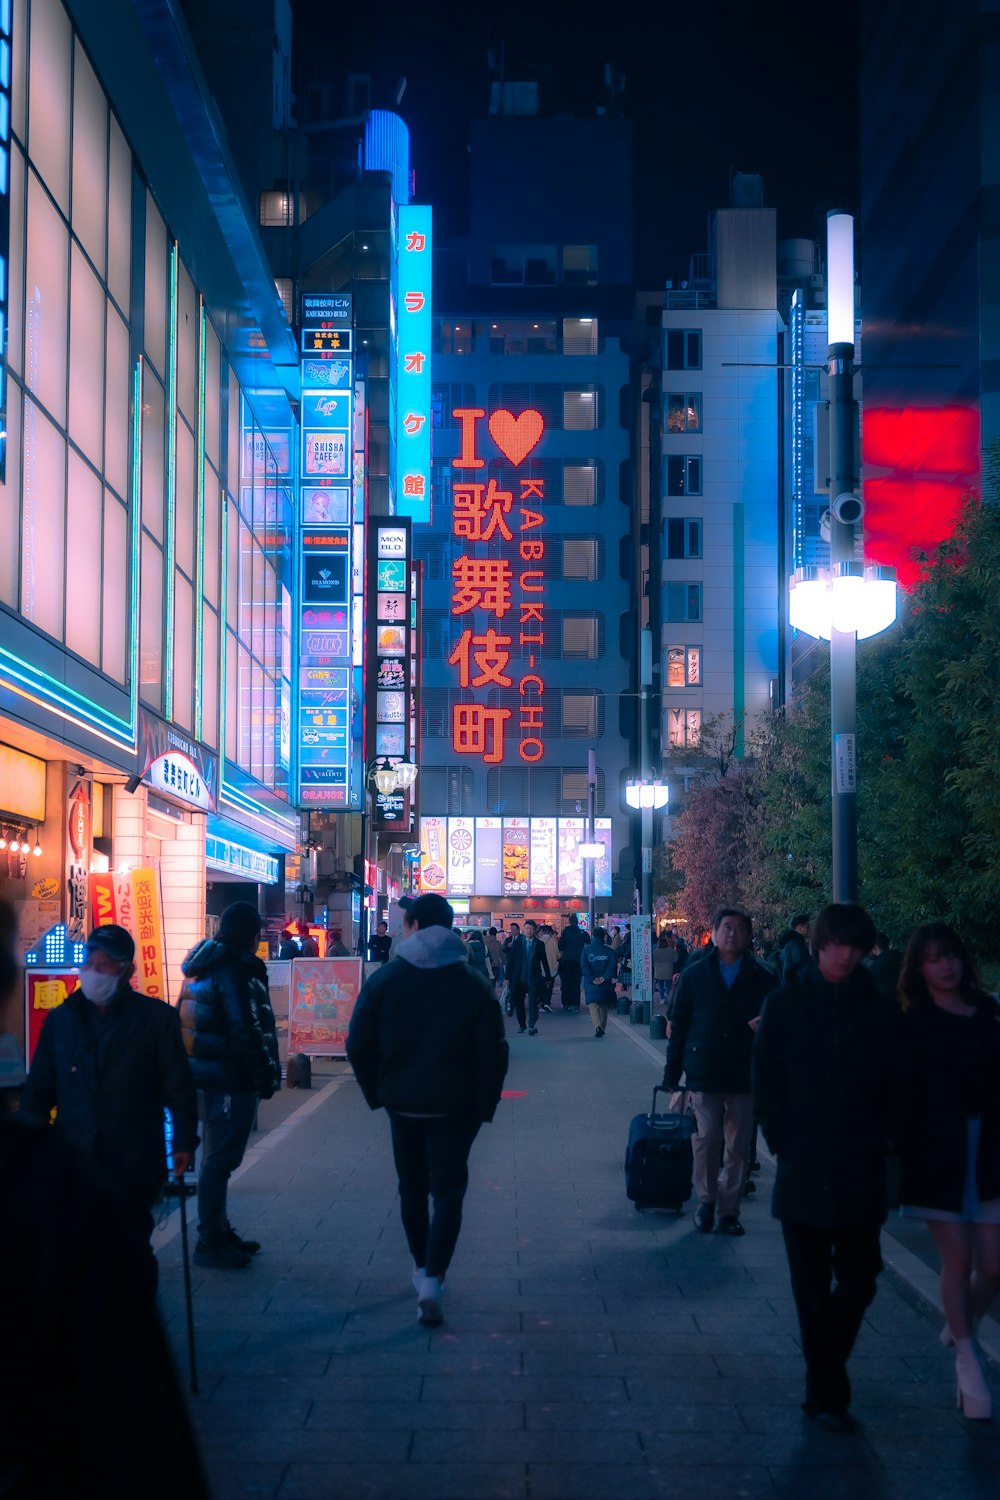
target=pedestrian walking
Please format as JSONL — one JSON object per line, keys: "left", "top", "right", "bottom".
{"left": 753, "top": 902, "right": 896, "bottom": 1432}
{"left": 777, "top": 913, "right": 811, "bottom": 981}
{"left": 557, "top": 913, "right": 588, "bottom": 1013}
{"left": 278, "top": 926, "right": 299, "bottom": 959}
{"left": 0, "top": 904, "right": 212, "bottom": 1500}
{"left": 583, "top": 926, "right": 618, "bottom": 1037}
{"left": 866, "top": 931, "right": 903, "bottom": 1000}
{"left": 505, "top": 919, "right": 552, "bottom": 1035}
{"left": 296, "top": 919, "right": 319, "bottom": 957}
{"left": 20, "top": 922, "right": 197, "bottom": 1292}
{"left": 327, "top": 926, "right": 350, "bottom": 957}
{"left": 891, "top": 921, "right": 1000, "bottom": 1420}
{"left": 368, "top": 920, "right": 392, "bottom": 964}
{"left": 178, "top": 902, "right": 281, "bottom": 1269}
{"left": 653, "top": 931, "right": 677, "bottom": 1000}
{"left": 484, "top": 927, "right": 504, "bottom": 992}
{"left": 465, "top": 928, "right": 493, "bottom": 985}
{"left": 663, "top": 908, "right": 776, "bottom": 1237}
{"left": 346, "top": 893, "right": 509, "bottom": 1326}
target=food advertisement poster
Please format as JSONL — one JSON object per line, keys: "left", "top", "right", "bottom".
{"left": 288, "top": 958, "right": 363, "bottom": 1057}
{"left": 502, "top": 818, "right": 530, "bottom": 897}
{"left": 530, "top": 818, "right": 558, "bottom": 896}
{"left": 447, "top": 817, "right": 475, "bottom": 896}
{"left": 474, "top": 817, "right": 502, "bottom": 895}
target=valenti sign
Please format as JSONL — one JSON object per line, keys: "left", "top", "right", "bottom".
{"left": 448, "top": 407, "right": 547, "bottom": 767}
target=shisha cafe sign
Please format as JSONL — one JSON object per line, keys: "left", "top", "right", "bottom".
{"left": 449, "top": 408, "right": 546, "bottom": 766}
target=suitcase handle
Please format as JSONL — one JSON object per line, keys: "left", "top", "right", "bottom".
{"left": 649, "top": 1084, "right": 671, "bottom": 1120}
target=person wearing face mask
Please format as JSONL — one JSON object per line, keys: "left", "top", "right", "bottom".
{"left": 20, "top": 923, "right": 197, "bottom": 1291}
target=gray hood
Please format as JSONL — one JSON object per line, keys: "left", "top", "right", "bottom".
{"left": 396, "top": 925, "right": 468, "bottom": 970}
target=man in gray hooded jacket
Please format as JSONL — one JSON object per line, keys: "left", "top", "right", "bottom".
{"left": 347, "top": 893, "right": 508, "bottom": 1326}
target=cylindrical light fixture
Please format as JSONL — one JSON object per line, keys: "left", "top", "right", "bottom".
{"left": 32, "top": 830, "right": 43, "bottom": 856}
{"left": 827, "top": 211, "right": 855, "bottom": 348}
{"left": 578, "top": 840, "right": 605, "bottom": 858}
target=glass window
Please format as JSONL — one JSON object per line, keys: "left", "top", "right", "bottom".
{"left": 666, "top": 329, "right": 702, "bottom": 370}
{"left": 102, "top": 489, "right": 127, "bottom": 682}
{"left": 69, "top": 245, "right": 105, "bottom": 467}
{"left": 201, "top": 605, "right": 218, "bottom": 747}
{"left": 563, "top": 463, "right": 599, "bottom": 506}
{"left": 436, "top": 318, "right": 476, "bottom": 355}
{"left": 204, "top": 322, "right": 221, "bottom": 467}
{"left": 667, "top": 392, "right": 702, "bottom": 433}
{"left": 562, "top": 317, "right": 598, "bottom": 354}
{"left": 28, "top": 0, "right": 72, "bottom": 215}
{"left": 258, "top": 190, "right": 303, "bottom": 227}
{"left": 72, "top": 40, "right": 108, "bottom": 276}
{"left": 139, "top": 534, "right": 163, "bottom": 705}
{"left": 21, "top": 398, "right": 66, "bottom": 641}
{"left": 665, "top": 456, "right": 702, "bottom": 498}
{"left": 666, "top": 707, "right": 702, "bottom": 749}
{"left": 107, "top": 116, "right": 131, "bottom": 312}
{"left": 65, "top": 450, "right": 102, "bottom": 663}
{"left": 104, "top": 306, "right": 129, "bottom": 498}
{"left": 0, "top": 385, "right": 23, "bottom": 606}
{"left": 563, "top": 387, "right": 598, "bottom": 430}
{"left": 562, "top": 538, "right": 599, "bottom": 581}
{"left": 141, "top": 373, "right": 164, "bottom": 543}
{"left": 666, "top": 517, "right": 702, "bottom": 558}
{"left": 172, "top": 573, "right": 194, "bottom": 731}
{"left": 274, "top": 277, "right": 293, "bottom": 323}
{"left": 486, "top": 318, "right": 557, "bottom": 355}
{"left": 203, "top": 465, "right": 221, "bottom": 608}
{"left": 177, "top": 261, "right": 197, "bottom": 425}
{"left": 562, "top": 692, "right": 600, "bottom": 737}
{"left": 665, "top": 583, "right": 702, "bottom": 623}
{"left": 144, "top": 192, "right": 167, "bottom": 378}
{"left": 26, "top": 171, "right": 69, "bottom": 425}
{"left": 562, "top": 614, "right": 601, "bottom": 657}
{"left": 11, "top": 0, "right": 26, "bottom": 142}
{"left": 175, "top": 419, "right": 195, "bottom": 580}
{"left": 563, "top": 245, "right": 598, "bottom": 285}
{"left": 490, "top": 246, "right": 523, "bottom": 285}
{"left": 8, "top": 144, "right": 25, "bottom": 379}
{"left": 228, "top": 370, "right": 240, "bottom": 495}
{"left": 667, "top": 646, "right": 702, "bottom": 688}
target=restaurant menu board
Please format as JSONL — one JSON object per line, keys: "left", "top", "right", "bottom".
{"left": 288, "top": 958, "right": 364, "bottom": 1057}
{"left": 420, "top": 816, "right": 613, "bottom": 898}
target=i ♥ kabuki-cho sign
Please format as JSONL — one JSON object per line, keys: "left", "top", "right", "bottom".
{"left": 448, "top": 407, "right": 546, "bottom": 767}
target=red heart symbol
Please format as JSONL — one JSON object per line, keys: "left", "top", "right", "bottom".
{"left": 489, "top": 408, "right": 544, "bottom": 467}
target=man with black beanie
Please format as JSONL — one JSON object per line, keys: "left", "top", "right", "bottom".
{"left": 21, "top": 922, "right": 197, "bottom": 1290}
{"left": 179, "top": 902, "right": 281, "bottom": 1267}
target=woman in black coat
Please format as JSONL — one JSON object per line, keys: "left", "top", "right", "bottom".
{"left": 893, "top": 922, "right": 1000, "bottom": 1421}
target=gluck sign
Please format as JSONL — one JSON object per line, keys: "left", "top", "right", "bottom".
{"left": 449, "top": 408, "right": 546, "bottom": 767}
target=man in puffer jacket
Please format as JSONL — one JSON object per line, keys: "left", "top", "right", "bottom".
{"left": 179, "top": 902, "right": 280, "bottom": 1268}
{"left": 347, "top": 893, "right": 509, "bottom": 1328}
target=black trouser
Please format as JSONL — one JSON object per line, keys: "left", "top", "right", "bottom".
{"left": 559, "top": 963, "right": 581, "bottom": 1010}
{"left": 781, "top": 1220, "right": 883, "bottom": 1413}
{"left": 511, "top": 982, "right": 541, "bottom": 1029}
{"left": 388, "top": 1113, "right": 481, "bottom": 1279}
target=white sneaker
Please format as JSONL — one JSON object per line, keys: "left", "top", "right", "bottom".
{"left": 411, "top": 1266, "right": 426, "bottom": 1292}
{"left": 416, "top": 1275, "right": 444, "bottom": 1325}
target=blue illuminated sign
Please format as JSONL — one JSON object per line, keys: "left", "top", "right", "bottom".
{"left": 395, "top": 205, "right": 432, "bottom": 522}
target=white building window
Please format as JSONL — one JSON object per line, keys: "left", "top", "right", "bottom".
{"left": 666, "top": 392, "right": 702, "bottom": 433}
{"left": 666, "top": 707, "right": 702, "bottom": 749}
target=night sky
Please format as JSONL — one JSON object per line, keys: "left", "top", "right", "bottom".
{"left": 291, "top": 1, "right": 860, "bottom": 286}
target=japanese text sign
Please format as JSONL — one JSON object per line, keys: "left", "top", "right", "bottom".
{"left": 395, "top": 205, "right": 432, "bottom": 522}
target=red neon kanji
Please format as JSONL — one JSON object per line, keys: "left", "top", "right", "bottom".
{"left": 448, "top": 628, "right": 513, "bottom": 687}
{"left": 404, "top": 291, "right": 425, "bottom": 313}
{"left": 402, "top": 474, "right": 426, "bottom": 497}
{"left": 403, "top": 352, "right": 426, "bottom": 373}
{"left": 452, "top": 704, "right": 510, "bottom": 764}
{"left": 452, "top": 479, "right": 513, "bottom": 541}
{"left": 451, "top": 557, "right": 513, "bottom": 618}
{"left": 405, "top": 231, "right": 426, "bottom": 252}
{"left": 403, "top": 412, "right": 426, "bottom": 435}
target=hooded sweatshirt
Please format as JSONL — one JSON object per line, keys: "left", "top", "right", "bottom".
{"left": 347, "top": 924, "right": 508, "bottom": 1122}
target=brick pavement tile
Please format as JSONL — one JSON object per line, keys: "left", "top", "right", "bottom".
{"left": 190, "top": 1401, "right": 311, "bottom": 1431}
{"left": 525, "top": 1401, "right": 747, "bottom": 1433}
{"left": 525, "top": 1465, "right": 662, "bottom": 1500}
{"left": 201, "top": 1460, "right": 287, "bottom": 1500}
{"left": 410, "top": 1426, "right": 643, "bottom": 1465}
{"left": 276, "top": 1462, "right": 528, "bottom": 1500}
{"left": 642, "top": 1429, "right": 878, "bottom": 1469}
{"left": 306, "top": 1400, "right": 526, "bottom": 1431}
{"left": 197, "top": 1426, "right": 412, "bottom": 1465}
{"left": 523, "top": 1350, "right": 722, "bottom": 1381}
{"left": 420, "top": 1374, "right": 628, "bottom": 1403}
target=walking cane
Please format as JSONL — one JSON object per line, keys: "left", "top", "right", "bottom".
{"left": 171, "top": 1178, "right": 200, "bottom": 1396}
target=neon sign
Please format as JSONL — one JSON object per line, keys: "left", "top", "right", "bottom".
{"left": 448, "top": 408, "right": 546, "bottom": 766}
{"left": 395, "top": 205, "right": 432, "bottom": 521}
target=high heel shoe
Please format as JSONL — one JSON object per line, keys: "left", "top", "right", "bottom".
{"left": 941, "top": 1318, "right": 979, "bottom": 1349}
{"left": 955, "top": 1341, "right": 992, "bottom": 1420}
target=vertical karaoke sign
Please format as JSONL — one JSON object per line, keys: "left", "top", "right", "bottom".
{"left": 394, "top": 205, "right": 432, "bottom": 522}
{"left": 366, "top": 518, "right": 413, "bottom": 831}
{"left": 298, "top": 293, "right": 359, "bottom": 807}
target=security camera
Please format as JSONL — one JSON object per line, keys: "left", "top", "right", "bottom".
{"left": 831, "top": 492, "right": 864, "bottom": 525}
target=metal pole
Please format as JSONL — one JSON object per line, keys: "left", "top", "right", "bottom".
{"left": 587, "top": 746, "right": 596, "bottom": 936}
{"left": 640, "top": 628, "right": 653, "bottom": 917}
{"left": 828, "top": 345, "right": 858, "bottom": 903}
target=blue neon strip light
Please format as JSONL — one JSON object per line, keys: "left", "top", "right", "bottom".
{"left": 163, "top": 244, "right": 178, "bottom": 719}
{"left": 194, "top": 298, "right": 206, "bottom": 740}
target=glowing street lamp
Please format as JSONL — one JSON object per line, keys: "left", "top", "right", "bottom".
{"left": 624, "top": 778, "right": 669, "bottom": 811}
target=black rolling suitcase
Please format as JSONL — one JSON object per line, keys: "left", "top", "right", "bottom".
{"left": 625, "top": 1085, "right": 695, "bottom": 1210}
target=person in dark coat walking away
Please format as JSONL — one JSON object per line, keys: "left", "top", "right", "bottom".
{"left": 179, "top": 902, "right": 281, "bottom": 1268}
{"left": 557, "top": 913, "right": 588, "bottom": 1012}
{"left": 484, "top": 927, "right": 504, "bottom": 992}
{"left": 506, "top": 918, "right": 552, "bottom": 1034}
{"left": 653, "top": 931, "right": 677, "bottom": 999}
{"left": 663, "top": 908, "right": 777, "bottom": 1236}
{"left": 465, "top": 929, "right": 493, "bottom": 985}
{"left": 296, "top": 919, "right": 319, "bottom": 957}
{"left": 347, "top": 893, "right": 508, "bottom": 1326}
{"left": 866, "top": 931, "right": 903, "bottom": 1001}
{"left": 0, "top": 904, "right": 212, "bottom": 1500}
{"left": 583, "top": 927, "right": 618, "bottom": 1037}
{"left": 754, "top": 902, "right": 896, "bottom": 1432}
{"left": 20, "top": 922, "right": 197, "bottom": 1291}
{"left": 892, "top": 921, "right": 1000, "bottom": 1420}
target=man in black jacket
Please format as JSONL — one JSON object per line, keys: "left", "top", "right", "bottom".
{"left": 505, "top": 918, "right": 552, "bottom": 1035}
{"left": 179, "top": 902, "right": 281, "bottom": 1268}
{"left": 347, "top": 893, "right": 508, "bottom": 1327}
{"left": 557, "top": 913, "right": 588, "bottom": 1012}
{"left": 21, "top": 923, "right": 197, "bottom": 1291}
{"left": 663, "top": 908, "right": 776, "bottom": 1237}
{"left": 753, "top": 902, "right": 896, "bottom": 1432}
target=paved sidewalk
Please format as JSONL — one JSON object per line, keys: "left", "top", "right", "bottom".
{"left": 156, "top": 1007, "right": 1000, "bottom": 1500}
